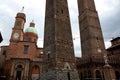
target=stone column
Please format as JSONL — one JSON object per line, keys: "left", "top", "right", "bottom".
{"left": 103, "top": 53, "right": 116, "bottom": 80}
{"left": 24, "top": 60, "right": 29, "bottom": 80}
{"left": 103, "top": 65, "right": 116, "bottom": 80}
{"left": 10, "top": 62, "right": 14, "bottom": 76}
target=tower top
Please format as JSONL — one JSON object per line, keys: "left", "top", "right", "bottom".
{"left": 16, "top": 7, "right": 26, "bottom": 22}
{"left": 30, "top": 20, "right": 35, "bottom": 27}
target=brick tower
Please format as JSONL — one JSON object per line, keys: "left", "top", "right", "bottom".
{"left": 77, "top": 0, "right": 105, "bottom": 57}
{"left": 76, "top": 0, "right": 107, "bottom": 79}
{"left": 40, "top": 0, "right": 80, "bottom": 80}
{"left": 10, "top": 7, "right": 26, "bottom": 42}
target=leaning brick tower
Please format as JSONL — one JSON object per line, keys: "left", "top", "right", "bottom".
{"left": 77, "top": 0, "right": 105, "bottom": 57}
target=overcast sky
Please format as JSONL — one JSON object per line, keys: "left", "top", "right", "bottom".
{"left": 0, "top": 0, "right": 120, "bottom": 57}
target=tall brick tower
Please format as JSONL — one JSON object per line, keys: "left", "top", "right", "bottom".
{"left": 10, "top": 7, "right": 26, "bottom": 42}
{"left": 76, "top": 0, "right": 107, "bottom": 79}
{"left": 77, "top": 0, "right": 105, "bottom": 57}
{"left": 41, "top": 0, "right": 79, "bottom": 80}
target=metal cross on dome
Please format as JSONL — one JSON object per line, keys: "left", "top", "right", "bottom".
{"left": 21, "top": 6, "right": 24, "bottom": 12}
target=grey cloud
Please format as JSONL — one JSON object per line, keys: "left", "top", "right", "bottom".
{"left": 100, "top": 4, "right": 120, "bottom": 41}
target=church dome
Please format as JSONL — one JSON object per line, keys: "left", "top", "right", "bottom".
{"left": 25, "top": 27, "right": 38, "bottom": 35}
{"left": 23, "top": 21, "right": 38, "bottom": 42}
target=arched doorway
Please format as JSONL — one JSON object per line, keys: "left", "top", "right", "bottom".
{"left": 83, "top": 71, "right": 87, "bottom": 79}
{"left": 115, "top": 71, "right": 120, "bottom": 80}
{"left": 95, "top": 70, "right": 102, "bottom": 80}
{"left": 15, "top": 65, "right": 23, "bottom": 80}
{"left": 67, "top": 72, "right": 70, "bottom": 80}
{"left": 80, "top": 72, "right": 83, "bottom": 80}
{"left": 88, "top": 70, "right": 92, "bottom": 79}
{"left": 31, "top": 65, "right": 40, "bottom": 80}
{"left": 64, "top": 62, "right": 71, "bottom": 80}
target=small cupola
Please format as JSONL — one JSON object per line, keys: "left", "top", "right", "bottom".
{"left": 23, "top": 20, "right": 38, "bottom": 42}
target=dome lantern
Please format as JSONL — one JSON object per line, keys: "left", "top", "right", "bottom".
{"left": 30, "top": 20, "right": 35, "bottom": 27}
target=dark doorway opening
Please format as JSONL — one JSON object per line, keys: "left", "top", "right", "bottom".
{"left": 15, "top": 71, "right": 22, "bottom": 80}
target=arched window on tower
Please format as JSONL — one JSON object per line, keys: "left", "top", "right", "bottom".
{"left": 64, "top": 62, "right": 71, "bottom": 70}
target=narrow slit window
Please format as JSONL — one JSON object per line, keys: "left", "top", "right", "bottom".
{"left": 61, "top": 9, "right": 63, "bottom": 14}
{"left": 3, "top": 50, "right": 6, "bottom": 56}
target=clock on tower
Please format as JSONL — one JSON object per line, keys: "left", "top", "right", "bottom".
{"left": 13, "top": 33, "right": 19, "bottom": 39}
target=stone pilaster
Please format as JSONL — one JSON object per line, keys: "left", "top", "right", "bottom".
{"left": 103, "top": 65, "right": 116, "bottom": 80}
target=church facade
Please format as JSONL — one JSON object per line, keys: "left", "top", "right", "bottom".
{"left": 0, "top": 11, "right": 43, "bottom": 80}
{"left": 0, "top": 0, "right": 120, "bottom": 80}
